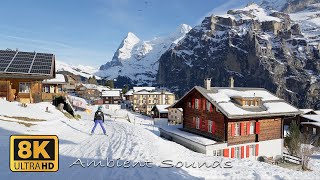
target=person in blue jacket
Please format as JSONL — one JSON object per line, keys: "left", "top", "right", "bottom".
{"left": 91, "top": 106, "right": 106, "bottom": 135}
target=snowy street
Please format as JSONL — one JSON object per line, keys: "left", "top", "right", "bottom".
{"left": 0, "top": 100, "right": 319, "bottom": 179}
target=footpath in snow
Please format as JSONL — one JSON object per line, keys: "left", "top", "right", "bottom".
{"left": 0, "top": 100, "right": 319, "bottom": 180}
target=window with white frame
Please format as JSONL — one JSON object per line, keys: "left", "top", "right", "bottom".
{"left": 235, "top": 122, "right": 240, "bottom": 136}
{"left": 196, "top": 117, "right": 200, "bottom": 129}
{"left": 250, "top": 145, "right": 255, "bottom": 156}
{"left": 208, "top": 120, "right": 213, "bottom": 133}
{"left": 19, "top": 82, "right": 31, "bottom": 93}
{"left": 195, "top": 99, "right": 199, "bottom": 109}
{"left": 313, "top": 128, "right": 317, "bottom": 135}
{"left": 235, "top": 147, "right": 241, "bottom": 158}
{"left": 188, "top": 102, "right": 191, "bottom": 108}
{"left": 43, "top": 85, "right": 49, "bottom": 93}
{"left": 206, "top": 100, "right": 210, "bottom": 111}
{"left": 250, "top": 121, "right": 255, "bottom": 134}
{"left": 213, "top": 149, "right": 222, "bottom": 156}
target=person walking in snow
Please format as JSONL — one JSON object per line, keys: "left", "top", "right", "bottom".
{"left": 91, "top": 106, "right": 106, "bottom": 135}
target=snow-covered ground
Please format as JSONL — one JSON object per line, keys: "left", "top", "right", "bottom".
{"left": 0, "top": 99, "right": 319, "bottom": 179}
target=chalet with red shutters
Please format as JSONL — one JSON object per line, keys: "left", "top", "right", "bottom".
{"left": 160, "top": 78, "right": 301, "bottom": 159}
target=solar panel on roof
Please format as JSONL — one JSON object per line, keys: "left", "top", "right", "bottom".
{"left": 0, "top": 50, "right": 54, "bottom": 76}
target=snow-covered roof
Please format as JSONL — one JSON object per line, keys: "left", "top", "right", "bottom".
{"left": 301, "top": 115, "right": 320, "bottom": 123}
{"left": 299, "top": 109, "right": 314, "bottom": 114}
{"left": 133, "top": 87, "right": 156, "bottom": 92}
{"left": 133, "top": 90, "right": 174, "bottom": 95}
{"left": 173, "top": 86, "right": 301, "bottom": 119}
{"left": 125, "top": 89, "right": 133, "bottom": 96}
{"left": 314, "top": 110, "right": 320, "bottom": 115}
{"left": 43, "top": 74, "right": 66, "bottom": 84}
{"left": 81, "top": 84, "right": 110, "bottom": 92}
{"left": 152, "top": 105, "right": 170, "bottom": 113}
{"left": 101, "top": 90, "right": 121, "bottom": 97}
{"left": 160, "top": 125, "right": 217, "bottom": 145}
{"left": 301, "top": 122, "right": 320, "bottom": 127}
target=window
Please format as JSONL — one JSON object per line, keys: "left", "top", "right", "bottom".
{"left": 235, "top": 147, "right": 241, "bottom": 158}
{"left": 175, "top": 110, "right": 177, "bottom": 113}
{"left": 313, "top": 128, "right": 317, "bottom": 135}
{"left": 213, "top": 150, "right": 222, "bottom": 156}
{"left": 244, "top": 101, "right": 249, "bottom": 106}
{"left": 250, "top": 145, "right": 256, "bottom": 156}
{"left": 188, "top": 102, "right": 191, "bottom": 108}
{"left": 234, "top": 123, "right": 240, "bottom": 136}
{"left": 208, "top": 120, "right": 213, "bottom": 133}
{"left": 196, "top": 117, "right": 200, "bottom": 129}
{"left": 19, "top": 82, "right": 31, "bottom": 93}
{"left": 195, "top": 99, "right": 199, "bottom": 109}
{"left": 43, "top": 85, "right": 49, "bottom": 93}
{"left": 206, "top": 100, "right": 211, "bottom": 111}
{"left": 250, "top": 121, "right": 255, "bottom": 134}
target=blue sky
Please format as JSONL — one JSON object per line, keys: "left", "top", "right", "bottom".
{"left": 0, "top": 0, "right": 257, "bottom": 67}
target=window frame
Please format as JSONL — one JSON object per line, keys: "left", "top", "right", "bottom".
{"left": 196, "top": 117, "right": 200, "bottom": 129}
{"left": 235, "top": 147, "right": 241, "bottom": 158}
{"left": 234, "top": 122, "right": 240, "bottom": 136}
{"left": 208, "top": 120, "right": 213, "bottom": 133}
{"left": 19, "top": 82, "right": 31, "bottom": 93}
{"left": 250, "top": 121, "right": 255, "bottom": 135}
{"left": 206, "top": 100, "right": 210, "bottom": 111}
{"left": 195, "top": 99, "right": 199, "bottom": 109}
{"left": 250, "top": 145, "right": 255, "bottom": 156}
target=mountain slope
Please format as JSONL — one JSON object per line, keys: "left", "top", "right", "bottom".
{"left": 56, "top": 60, "right": 100, "bottom": 79}
{"left": 98, "top": 24, "right": 192, "bottom": 86}
{"left": 157, "top": 3, "right": 320, "bottom": 108}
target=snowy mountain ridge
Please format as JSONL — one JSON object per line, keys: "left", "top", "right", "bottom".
{"left": 98, "top": 24, "right": 192, "bottom": 85}
{"left": 157, "top": 3, "right": 320, "bottom": 109}
{"left": 56, "top": 60, "right": 100, "bottom": 79}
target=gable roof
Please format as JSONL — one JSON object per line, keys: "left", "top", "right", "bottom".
{"left": 0, "top": 49, "right": 55, "bottom": 79}
{"left": 42, "top": 74, "right": 66, "bottom": 84}
{"left": 151, "top": 105, "right": 170, "bottom": 113}
{"left": 172, "top": 86, "right": 301, "bottom": 119}
{"left": 101, "top": 90, "right": 121, "bottom": 97}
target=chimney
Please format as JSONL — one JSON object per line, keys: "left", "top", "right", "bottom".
{"left": 204, "top": 78, "right": 211, "bottom": 90}
{"left": 229, "top": 76, "right": 234, "bottom": 88}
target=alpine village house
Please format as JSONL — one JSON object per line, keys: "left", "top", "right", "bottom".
{"left": 0, "top": 49, "right": 56, "bottom": 103}
{"left": 166, "top": 78, "right": 301, "bottom": 159}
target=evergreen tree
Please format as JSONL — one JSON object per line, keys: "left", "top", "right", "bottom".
{"left": 284, "top": 121, "right": 301, "bottom": 156}
{"left": 105, "top": 80, "right": 114, "bottom": 88}
{"left": 122, "top": 84, "right": 129, "bottom": 94}
{"left": 88, "top": 76, "right": 98, "bottom": 84}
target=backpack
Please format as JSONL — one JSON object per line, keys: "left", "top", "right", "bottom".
{"left": 94, "top": 110, "right": 104, "bottom": 121}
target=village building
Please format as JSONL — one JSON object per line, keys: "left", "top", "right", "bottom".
{"left": 132, "top": 89, "right": 175, "bottom": 115}
{"left": 167, "top": 106, "right": 183, "bottom": 124}
{"left": 161, "top": 78, "right": 301, "bottom": 159}
{"left": 101, "top": 89, "right": 122, "bottom": 104}
{"left": 75, "top": 83, "right": 109, "bottom": 103}
{"left": 42, "top": 74, "right": 67, "bottom": 102}
{"left": 300, "top": 114, "right": 320, "bottom": 145}
{"left": 151, "top": 105, "right": 170, "bottom": 118}
{"left": 0, "top": 49, "right": 55, "bottom": 103}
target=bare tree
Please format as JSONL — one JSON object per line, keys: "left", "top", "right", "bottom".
{"left": 299, "top": 133, "right": 314, "bottom": 170}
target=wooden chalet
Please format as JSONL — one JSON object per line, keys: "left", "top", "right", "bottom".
{"left": 166, "top": 78, "right": 301, "bottom": 159}
{"left": 0, "top": 49, "right": 55, "bottom": 103}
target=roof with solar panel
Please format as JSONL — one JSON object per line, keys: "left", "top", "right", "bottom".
{"left": 0, "top": 49, "right": 55, "bottom": 79}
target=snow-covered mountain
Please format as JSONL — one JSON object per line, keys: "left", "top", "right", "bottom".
{"left": 56, "top": 60, "right": 100, "bottom": 79}
{"left": 157, "top": 3, "right": 320, "bottom": 109}
{"left": 98, "top": 24, "right": 192, "bottom": 85}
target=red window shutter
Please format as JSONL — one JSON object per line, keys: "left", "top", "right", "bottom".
{"left": 193, "top": 117, "right": 196, "bottom": 128}
{"left": 255, "top": 144, "right": 259, "bottom": 156}
{"left": 203, "top": 98, "right": 206, "bottom": 111}
{"left": 212, "top": 121, "right": 216, "bottom": 134}
{"left": 210, "top": 104, "right": 213, "bottom": 112}
{"left": 255, "top": 122, "right": 260, "bottom": 134}
{"left": 192, "top": 98, "right": 195, "bottom": 108}
{"left": 241, "top": 146, "right": 244, "bottom": 158}
{"left": 240, "top": 122, "right": 245, "bottom": 136}
{"left": 198, "top": 99, "right": 201, "bottom": 109}
{"left": 246, "top": 145, "right": 250, "bottom": 158}
{"left": 246, "top": 122, "right": 250, "bottom": 135}
{"left": 231, "top": 123, "right": 235, "bottom": 137}
{"left": 231, "top": 148, "right": 235, "bottom": 158}
{"left": 223, "top": 148, "right": 229, "bottom": 157}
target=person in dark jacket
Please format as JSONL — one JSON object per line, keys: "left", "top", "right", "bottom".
{"left": 91, "top": 106, "right": 106, "bottom": 135}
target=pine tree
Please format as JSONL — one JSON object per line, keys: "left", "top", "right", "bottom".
{"left": 122, "top": 84, "right": 129, "bottom": 94}
{"left": 88, "top": 76, "right": 98, "bottom": 84}
{"left": 105, "top": 80, "right": 114, "bottom": 88}
{"left": 284, "top": 121, "right": 301, "bottom": 156}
